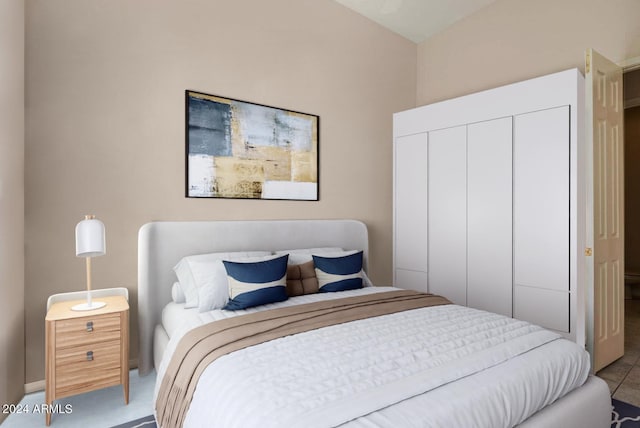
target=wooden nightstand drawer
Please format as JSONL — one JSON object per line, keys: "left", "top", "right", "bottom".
{"left": 55, "top": 368, "right": 122, "bottom": 398}
{"left": 55, "top": 339, "right": 122, "bottom": 397}
{"left": 55, "top": 313, "right": 121, "bottom": 349}
{"left": 56, "top": 338, "right": 121, "bottom": 368}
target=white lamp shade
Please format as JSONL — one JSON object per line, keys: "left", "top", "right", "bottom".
{"left": 75, "top": 217, "right": 106, "bottom": 257}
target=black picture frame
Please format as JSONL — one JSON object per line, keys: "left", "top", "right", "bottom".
{"left": 185, "top": 90, "right": 319, "bottom": 200}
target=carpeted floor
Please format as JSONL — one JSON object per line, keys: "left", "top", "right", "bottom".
{"left": 612, "top": 398, "right": 640, "bottom": 427}
{"left": 0, "top": 369, "right": 155, "bottom": 428}
{"left": 110, "top": 414, "right": 156, "bottom": 428}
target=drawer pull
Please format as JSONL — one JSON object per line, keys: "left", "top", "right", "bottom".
{"left": 86, "top": 351, "right": 94, "bottom": 361}
{"left": 86, "top": 321, "right": 93, "bottom": 332}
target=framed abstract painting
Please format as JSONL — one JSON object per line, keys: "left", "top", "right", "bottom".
{"left": 186, "top": 90, "right": 319, "bottom": 200}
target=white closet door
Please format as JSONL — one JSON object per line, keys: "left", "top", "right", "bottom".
{"left": 428, "top": 126, "right": 467, "bottom": 305}
{"left": 467, "top": 117, "right": 513, "bottom": 317}
{"left": 394, "top": 133, "right": 428, "bottom": 292}
{"left": 513, "top": 106, "right": 570, "bottom": 332}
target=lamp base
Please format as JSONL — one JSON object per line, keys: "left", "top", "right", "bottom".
{"left": 71, "top": 301, "right": 106, "bottom": 311}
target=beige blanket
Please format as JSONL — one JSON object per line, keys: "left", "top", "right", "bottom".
{"left": 155, "top": 290, "right": 451, "bottom": 428}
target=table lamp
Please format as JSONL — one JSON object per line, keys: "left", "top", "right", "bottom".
{"left": 72, "top": 215, "right": 106, "bottom": 311}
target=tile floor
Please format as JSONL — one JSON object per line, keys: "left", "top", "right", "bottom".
{"left": 597, "top": 298, "right": 640, "bottom": 406}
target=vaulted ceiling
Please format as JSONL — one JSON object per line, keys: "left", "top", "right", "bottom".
{"left": 333, "top": 0, "right": 498, "bottom": 43}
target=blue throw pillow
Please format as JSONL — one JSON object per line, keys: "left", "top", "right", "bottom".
{"left": 312, "top": 251, "right": 364, "bottom": 292}
{"left": 223, "top": 255, "right": 289, "bottom": 310}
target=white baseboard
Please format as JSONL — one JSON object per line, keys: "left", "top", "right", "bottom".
{"left": 24, "top": 380, "right": 45, "bottom": 394}
{"left": 24, "top": 358, "right": 139, "bottom": 394}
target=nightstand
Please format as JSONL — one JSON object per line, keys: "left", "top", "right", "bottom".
{"left": 45, "top": 294, "right": 129, "bottom": 426}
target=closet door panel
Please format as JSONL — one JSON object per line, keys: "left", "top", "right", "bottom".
{"left": 513, "top": 106, "right": 569, "bottom": 293}
{"left": 467, "top": 117, "right": 513, "bottom": 317}
{"left": 514, "top": 285, "right": 569, "bottom": 332}
{"left": 395, "top": 269, "right": 429, "bottom": 293}
{"left": 428, "top": 126, "right": 467, "bottom": 305}
{"left": 394, "top": 134, "right": 428, "bottom": 284}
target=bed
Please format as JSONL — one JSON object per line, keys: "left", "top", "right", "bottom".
{"left": 138, "top": 219, "right": 611, "bottom": 428}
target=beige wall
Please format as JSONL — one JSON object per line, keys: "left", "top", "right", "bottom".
{"left": 24, "top": 0, "right": 416, "bottom": 382}
{"left": 0, "top": 0, "right": 25, "bottom": 418}
{"left": 417, "top": 0, "right": 640, "bottom": 105}
{"left": 26, "top": 0, "right": 639, "bottom": 387}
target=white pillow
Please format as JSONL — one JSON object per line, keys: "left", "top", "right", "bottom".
{"left": 285, "top": 249, "right": 374, "bottom": 287}
{"left": 196, "top": 254, "right": 280, "bottom": 312}
{"left": 362, "top": 270, "right": 374, "bottom": 287}
{"left": 173, "top": 251, "right": 271, "bottom": 309}
{"left": 173, "top": 259, "right": 198, "bottom": 308}
{"left": 171, "top": 282, "right": 185, "bottom": 303}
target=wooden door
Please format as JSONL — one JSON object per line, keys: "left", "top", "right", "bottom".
{"left": 586, "top": 48, "right": 625, "bottom": 372}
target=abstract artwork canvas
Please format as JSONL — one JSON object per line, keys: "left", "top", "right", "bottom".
{"left": 186, "top": 90, "right": 319, "bottom": 200}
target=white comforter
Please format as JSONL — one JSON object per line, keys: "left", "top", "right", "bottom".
{"left": 156, "top": 287, "right": 590, "bottom": 428}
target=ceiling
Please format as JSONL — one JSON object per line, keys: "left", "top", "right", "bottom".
{"left": 333, "top": 0, "right": 498, "bottom": 43}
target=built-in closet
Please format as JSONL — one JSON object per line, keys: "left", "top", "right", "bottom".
{"left": 393, "top": 69, "right": 584, "bottom": 345}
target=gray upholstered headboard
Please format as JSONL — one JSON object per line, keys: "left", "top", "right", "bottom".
{"left": 137, "top": 219, "right": 369, "bottom": 375}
